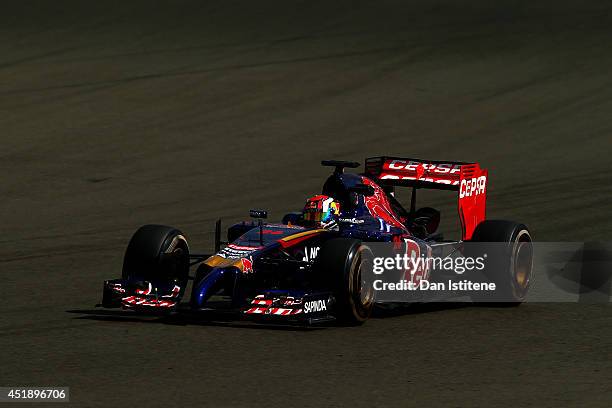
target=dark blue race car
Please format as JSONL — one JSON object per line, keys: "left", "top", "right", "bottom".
{"left": 101, "top": 158, "right": 533, "bottom": 325}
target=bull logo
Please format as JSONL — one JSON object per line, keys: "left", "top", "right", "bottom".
{"left": 241, "top": 256, "right": 254, "bottom": 274}
{"left": 415, "top": 163, "right": 425, "bottom": 180}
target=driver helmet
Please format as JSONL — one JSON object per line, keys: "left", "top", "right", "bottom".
{"left": 302, "top": 195, "right": 340, "bottom": 227}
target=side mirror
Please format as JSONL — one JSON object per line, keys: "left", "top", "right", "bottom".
{"left": 249, "top": 209, "right": 268, "bottom": 219}
{"left": 348, "top": 184, "right": 375, "bottom": 197}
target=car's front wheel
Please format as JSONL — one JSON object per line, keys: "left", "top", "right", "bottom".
{"left": 319, "top": 238, "right": 375, "bottom": 324}
{"left": 122, "top": 224, "right": 190, "bottom": 296}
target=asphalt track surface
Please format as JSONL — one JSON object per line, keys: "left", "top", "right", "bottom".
{"left": 2, "top": 1, "right": 612, "bottom": 406}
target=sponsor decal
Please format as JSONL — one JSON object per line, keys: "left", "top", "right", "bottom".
{"left": 243, "top": 295, "right": 304, "bottom": 315}
{"left": 219, "top": 244, "right": 261, "bottom": 259}
{"left": 380, "top": 172, "right": 460, "bottom": 185}
{"left": 384, "top": 160, "right": 462, "bottom": 174}
{"left": 227, "top": 244, "right": 260, "bottom": 251}
{"left": 362, "top": 177, "right": 405, "bottom": 228}
{"left": 303, "top": 299, "right": 328, "bottom": 314}
{"left": 121, "top": 296, "right": 177, "bottom": 308}
{"left": 302, "top": 246, "right": 320, "bottom": 262}
{"left": 402, "top": 238, "right": 431, "bottom": 285}
{"left": 161, "top": 285, "right": 181, "bottom": 298}
{"left": 379, "top": 161, "right": 464, "bottom": 185}
{"left": 282, "top": 297, "right": 301, "bottom": 306}
{"left": 339, "top": 217, "right": 365, "bottom": 224}
{"left": 241, "top": 256, "right": 254, "bottom": 274}
{"left": 135, "top": 282, "right": 153, "bottom": 295}
{"left": 459, "top": 176, "right": 487, "bottom": 198}
{"left": 262, "top": 229, "right": 284, "bottom": 235}
{"left": 110, "top": 283, "right": 125, "bottom": 293}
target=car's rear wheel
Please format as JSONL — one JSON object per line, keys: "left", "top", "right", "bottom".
{"left": 122, "top": 224, "right": 190, "bottom": 295}
{"left": 319, "top": 238, "right": 374, "bottom": 324}
{"left": 469, "top": 220, "right": 533, "bottom": 304}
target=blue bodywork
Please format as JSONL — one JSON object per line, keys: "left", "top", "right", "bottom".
{"left": 190, "top": 171, "right": 413, "bottom": 312}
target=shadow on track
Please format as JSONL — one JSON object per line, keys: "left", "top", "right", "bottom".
{"left": 67, "top": 301, "right": 478, "bottom": 331}
{"left": 66, "top": 307, "right": 323, "bottom": 331}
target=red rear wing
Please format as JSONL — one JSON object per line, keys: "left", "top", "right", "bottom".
{"left": 364, "top": 157, "right": 488, "bottom": 240}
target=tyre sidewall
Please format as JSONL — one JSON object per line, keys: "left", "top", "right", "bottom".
{"left": 319, "top": 238, "right": 374, "bottom": 324}
{"left": 470, "top": 220, "right": 533, "bottom": 303}
{"left": 122, "top": 225, "right": 190, "bottom": 291}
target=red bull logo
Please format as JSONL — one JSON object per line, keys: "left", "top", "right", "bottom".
{"left": 241, "top": 256, "right": 254, "bottom": 274}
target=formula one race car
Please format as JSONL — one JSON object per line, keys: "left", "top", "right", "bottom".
{"left": 101, "top": 157, "right": 533, "bottom": 325}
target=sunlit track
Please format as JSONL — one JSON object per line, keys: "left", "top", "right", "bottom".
{"left": 1, "top": 1, "right": 611, "bottom": 407}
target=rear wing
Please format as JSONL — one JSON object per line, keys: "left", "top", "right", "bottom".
{"left": 364, "top": 157, "right": 488, "bottom": 240}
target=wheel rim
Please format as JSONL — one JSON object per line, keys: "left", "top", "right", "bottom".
{"left": 163, "top": 245, "right": 188, "bottom": 283}
{"left": 513, "top": 233, "right": 533, "bottom": 297}
{"left": 351, "top": 246, "right": 374, "bottom": 308}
